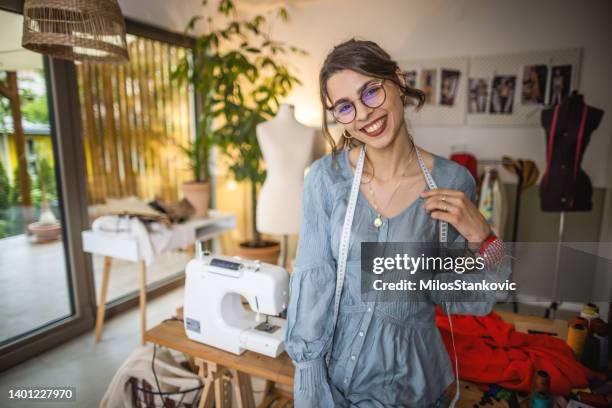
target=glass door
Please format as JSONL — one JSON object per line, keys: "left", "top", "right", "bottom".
{"left": 0, "top": 8, "right": 95, "bottom": 370}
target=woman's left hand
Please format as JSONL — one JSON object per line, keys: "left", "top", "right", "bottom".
{"left": 421, "top": 188, "right": 491, "bottom": 245}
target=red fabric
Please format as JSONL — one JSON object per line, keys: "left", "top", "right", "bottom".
{"left": 435, "top": 309, "right": 605, "bottom": 395}
{"left": 450, "top": 153, "right": 479, "bottom": 183}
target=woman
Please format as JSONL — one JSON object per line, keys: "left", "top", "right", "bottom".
{"left": 285, "top": 39, "right": 510, "bottom": 408}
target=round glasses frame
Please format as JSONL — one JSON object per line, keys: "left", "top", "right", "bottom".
{"left": 328, "top": 79, "right": 387, "bottom": 124}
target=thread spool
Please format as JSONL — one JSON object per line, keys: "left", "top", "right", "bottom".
{"left": 572, "top": 316, "right": 588, "bottom": 328}
{"left": 583, "top": 303, "right": 599, "bottom": 314}
{"left": 567, "top": 323, "right": 587, "bottom": 358}
{"left": 533, "top": 370, "right": 550, "bottom": 394}
{"left": 580, "top": 309, "right": 599, "bottom": 327}
{"left": 531, "top": 392, "right": 551, "bottom": 408}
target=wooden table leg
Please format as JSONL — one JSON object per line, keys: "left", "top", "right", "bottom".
{"left": 231, "top": 369, "right": 255, "bottom": 408}
{"left": 258, "top": 381, "right": 294, "bottom": 408}
{"left": 212, "top": 364, "right": 231, "bottom": 408}
{"left": 139, "top": 260, "right": 147, "bottom": 346}
{"left": 195, "top": 360, "right": 231, "bottom": 408}
{"left": 94, "top": 256, "right": 112, "bottom": 342}
{"left": 196, "top": 359, "right": 215, "bottom": 408}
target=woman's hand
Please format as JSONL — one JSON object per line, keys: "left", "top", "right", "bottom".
{"left": 421, "top": 188, "right": 491, "bottom": 246}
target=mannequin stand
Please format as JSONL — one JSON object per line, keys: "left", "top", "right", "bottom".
{"left": 545, "top": 211, "right": 566, "bottom": 319}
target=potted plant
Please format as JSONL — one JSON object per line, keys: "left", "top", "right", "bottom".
{"left": 178, "top": 131, "right": 212, "bottom": 219}
{"left": 28, "top": 157, "right": 61, "bottom": 242}
{"left": 177, "top": 0, "right": 305, "bottom": 262}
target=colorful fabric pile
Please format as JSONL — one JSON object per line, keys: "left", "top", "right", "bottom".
{"left": 435, "top": 309, "right": 605, "bottom": 396}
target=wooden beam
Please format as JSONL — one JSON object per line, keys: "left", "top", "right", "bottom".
{"left": 4, "top": 72, "right": 32, "bottom": 210}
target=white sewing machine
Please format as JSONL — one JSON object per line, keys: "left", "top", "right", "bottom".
{"left": 183, "top": 244, "right": 289, "bottom": 358}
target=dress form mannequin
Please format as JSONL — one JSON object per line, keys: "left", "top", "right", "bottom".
{"left": 256, "top": 104, "right": 316, "bottom": 242}
{"left": 539, "top": 92, "right": 604, "bottom": 318}
{"left": 539, "top": 91, "right": 604, "bottom": 211}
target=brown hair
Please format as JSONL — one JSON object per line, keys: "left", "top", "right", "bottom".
{"left": 319, "top": 38, "right": 425, "bottom": 155}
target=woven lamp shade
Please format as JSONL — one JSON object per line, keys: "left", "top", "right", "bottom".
{"left": 22, "top": 0, "right": 129, "bottom": 63}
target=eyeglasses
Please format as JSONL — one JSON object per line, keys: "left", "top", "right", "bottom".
{"left": 329, "top": 79, "right": 386, "bottom": 124}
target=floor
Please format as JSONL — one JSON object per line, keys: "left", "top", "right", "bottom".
{"left": 0, "top": 286, "right": 187, "bottom": 408}
{"left": 0, "top": 233, "right": 191, "bottom": 343}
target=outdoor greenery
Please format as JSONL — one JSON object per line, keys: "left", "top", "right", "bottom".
{"left": 0, "top": 157, "right": 57, "bottom": 238}
{"left": 0, "top": 70, "right": 55, "bottom": 238}
{"left": 174, "top": 0, "right": 305, "bottom": 246}
{"left": 0, "top": 71, "right": 49, "bottom": 127}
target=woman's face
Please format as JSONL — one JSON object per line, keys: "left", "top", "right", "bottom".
{"left": 327, "top": 69, "right": 406, "bottom": 150}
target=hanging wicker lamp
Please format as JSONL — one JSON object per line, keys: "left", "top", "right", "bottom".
{"left": 22, "top": 0, "right": 129, "bottom": 63}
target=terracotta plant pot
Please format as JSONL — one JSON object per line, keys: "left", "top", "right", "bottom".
{"left": 182, "top": 181, "right": 210, "bottom": 219}
{"left": 236, "top": 240, "right": 281, "bottom": 264}
{"left": 28, "top": 221, "right": 62, "bottom": 243}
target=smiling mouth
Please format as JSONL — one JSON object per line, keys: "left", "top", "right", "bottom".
{"left": 360, "top": 115, "right": 388, "bottom": 137}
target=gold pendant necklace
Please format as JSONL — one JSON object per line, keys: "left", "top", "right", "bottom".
{"left": 358, "top": 145, "right": 416, "bottom": 228}
{"left": 369, "top": 178, "right": 403, "bottom": 228}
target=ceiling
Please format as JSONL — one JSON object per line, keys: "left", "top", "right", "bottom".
{"left": 0, "top": 10, "right": 43, "bottom": 72}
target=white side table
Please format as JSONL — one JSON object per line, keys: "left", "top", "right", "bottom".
{"left": 82, "top": 210, "right": 236, "bottom": 345}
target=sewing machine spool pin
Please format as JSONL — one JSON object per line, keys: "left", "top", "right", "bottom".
{"left": 195, "top": 239, "right": 210, "bottom": 260}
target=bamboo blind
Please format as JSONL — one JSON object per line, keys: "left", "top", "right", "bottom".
{"left": 77, "top": 35, "right": 193, "bottom": 204}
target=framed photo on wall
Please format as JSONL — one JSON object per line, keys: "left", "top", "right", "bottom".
{"left": 468, "top": 77, "right": 489, "bottom": 113}
{"left": 440, "top": 69, "right": 461, "bottom": 107}
{"left": 521, "top": 64, "right": 548, "bottom": 105}
{"left": 404, "top": 70, "right": 417, "bottom": 88}
{"left": 548, "top": 64, "right": 572, "bottom": 105}
{"left": 490, "top": 75, "right": 516, "bottom": 114}
{"left": 420, "top": 68, "right": 438, "bottom": 105}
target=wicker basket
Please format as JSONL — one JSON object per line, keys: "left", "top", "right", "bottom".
{"left": 129, "top": 377, "right": 203, "bottom": 408}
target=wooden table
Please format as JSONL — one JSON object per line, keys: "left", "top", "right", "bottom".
{"left": 83, "top": 211, "right": 236, "bottom": 345}
{"left": 144, "top": 309, "right": 569, "bottom": 408}
{"left": 144, "top": 318, "right": 294, "bottom": 408}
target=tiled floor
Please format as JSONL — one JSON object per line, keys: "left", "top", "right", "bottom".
{"left": 0, "top": 287, "right": 187, "bottom": 408}
{"left": 0, "top": 233, "right": 191, "bottom": 343}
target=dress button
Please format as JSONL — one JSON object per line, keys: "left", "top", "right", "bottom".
{"left": 367, "top": 307, "right": 372, "bottom": 312}
{"left": 359, "top": 331, "right": 364, "bottom": 337}
{"left": 344, "top": 378, "right": 348, "bottom": 384}
{"left": 351, "top": 355, "right": 356, "bottom": 361}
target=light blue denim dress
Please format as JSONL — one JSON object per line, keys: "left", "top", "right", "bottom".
{"left": 285, "top": 148, "right": 511, "bottom": 407}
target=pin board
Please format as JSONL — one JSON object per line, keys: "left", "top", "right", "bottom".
{"left": 399, "top": 48, "right": 582, "bottom": 127}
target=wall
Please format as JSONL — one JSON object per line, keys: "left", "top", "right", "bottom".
{"left": 118, "top": 0, "right": 204, "bottom": 34}
{"left": 118, "top": 0, "right": 612, "bottom": 242}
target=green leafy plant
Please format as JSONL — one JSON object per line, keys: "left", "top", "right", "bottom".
{"left": 32, "top": 156, "right": 57, "bottom": 205}
{"left": 0, "top": 159, "right": 9, "bottom": 211}
{"left": 175, "top": 0, "right": 306, "bottom": 246}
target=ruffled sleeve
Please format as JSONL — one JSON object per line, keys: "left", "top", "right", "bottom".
{"left": 285, "top": 159, "right": 336, "bottom": 407}
{"left": 431, "top": 167, "right": 512, "bottom": 315}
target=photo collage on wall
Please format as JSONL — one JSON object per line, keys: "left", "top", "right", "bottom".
{"left": 404, "top": 62, "right": 572, "bottom": 116}
{"left": 468, "top": 63, "right": 572, "bottom": 115}
{"left": 406, "top": 68, "right": 464, "bottom": 107}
